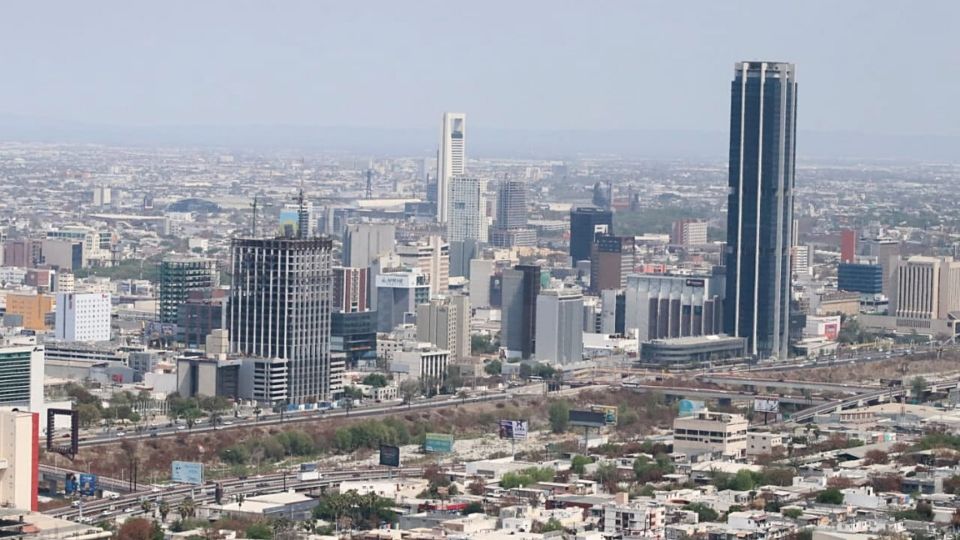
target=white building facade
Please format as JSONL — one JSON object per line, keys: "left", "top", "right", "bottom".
{"left": 55, "top": 292, "right": 112, "bottom": 342}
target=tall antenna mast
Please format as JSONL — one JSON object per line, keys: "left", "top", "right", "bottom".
{"left": 250, "top": 195, "right": 259, "bottom": 237}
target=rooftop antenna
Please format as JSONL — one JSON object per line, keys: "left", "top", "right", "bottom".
{"left": 250, "top": 195, "right": 259, "bottom": 237}
{"left": 294, "top": 176, "right": 309, "bottom": 239}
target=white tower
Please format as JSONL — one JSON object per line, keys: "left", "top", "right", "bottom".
{"left": 437, "top": 112, "right": 466, "bottom": 224}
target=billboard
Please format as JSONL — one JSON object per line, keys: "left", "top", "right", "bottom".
{"left": 172, "top": 461, "right": 204, "bottom": 485}
{"left": 568, "top": 410, "right": 606, "bottom": 428}
{"left": 591, "top": 405, "right": 618, "bottom": 425}
{"left": 65, "top": 473, "right": 77, "bottom": 495}
{"left": 498, "top": 420, "right": 528, "bottom": 440}
{"left": 678, "top": 399, "right": 706, "bottom": 417}
{"left": 753, "top": 398, "right": 780, "bottom": 414}
{"left": 78, "top": 474, "right": 97, "bottom": 496}
{"left": 424, "top": 433, "right": 454, "bottom": 453}
{"left": 379, "top": 444, "right": 401, "bottom": 467}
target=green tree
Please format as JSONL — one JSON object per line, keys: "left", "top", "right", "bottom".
{"left": 245, "top": 522, "right": 273, "bottom": 539}
{"left": 77, "top": 403, "right": 102, "bottom": 428}
{"left": 362, "top": 373, "right": 388, "bottom": 388}
{"left": 539, "top": 518, "right": 564, "bottom": 532}
{"left": 783, "top": 508, "right": 803, "bottom": 519}
{"left": 684, "top": 503, "right": 719, "bottom": 522}
{"left": 484, "top": 359, "right": 502, "bottom": 375}
{"left": 342, "top": 386, "right": 364, "bottom": 400}
{"left": 911, "top": 376, "right": 928, "bottom": 402}
{"left": 463, "top": 501, "right": 484, "bottom": 515}
{"left": 399, "top": 380, "right": 420, "bottom": 406}
{"left": 815, "top": 488, "right": 844, "bottom": 505}
{"left": 571, "top": 455, "right": 592, "bottom": 476}
{"left": 177, "top": 497, "right": 196, "bottom": 520}
{"left": 548, "top": 400, "right": 570, "bottom": 433}
{"left": 158, "top": 501, "right": 170, "bottom": 522}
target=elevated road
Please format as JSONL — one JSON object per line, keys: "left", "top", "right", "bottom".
{"left": 620, "top": 382, "right": 827, "bottom": 406}
{"left": 696, "top": 375, "right": 878, "bottom": 394}
{"left": 74, "top": 392, "right": 509, "bottom": 449}
{"left": 787, "top": 377, "right": 960, "bottom": 424}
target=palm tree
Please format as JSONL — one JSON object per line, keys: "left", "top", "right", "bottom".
{"left": 140, "top": 499, "right": 153, "bottom": 516}
{"left": 158, "top": 500, "right": 170, "bottom": 522}
{"left": 253, "top": 407, "right": 262, "bottom": 422}
{"left": 457, "top": 390, "right": 468, "bottom": 406}
{"left": 178, "top": 496, "right": 196, "bottom": 520}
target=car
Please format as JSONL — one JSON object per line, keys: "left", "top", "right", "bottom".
{"left": 150, "top": 432, "right": 158, "bottom": 438}
{"left": 100, "top": 510, "right": 111, "bottom": 516}
{"left": 108, "top": 493, "right": 120, "bottom": 500}
{"left": 124, "top": 507, "right": 134, "bottom": 513}
{"left": 116, "top": 431, "right": 126, "bottom": 437}
{"left": 223, "top": 421, "right": 234, "bottom": 426}
{"left": 71, "top": 500, "right": 80, "bottom": 507}
{"left": 177, "top": 425, "right": 186, "bottom": 430}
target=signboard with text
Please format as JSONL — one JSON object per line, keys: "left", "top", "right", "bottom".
{"left": 424, "top": 433, "right": 454, "bottom": 453}
{"left": 172, "top": 461, "right": 204, "bottom": 485}
{"left": 498, "top": 420, "right": 528, "bottom": 440}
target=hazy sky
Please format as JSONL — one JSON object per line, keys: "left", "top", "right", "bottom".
{"left": 3, "top": 1, "right": 958, "bottom": 136}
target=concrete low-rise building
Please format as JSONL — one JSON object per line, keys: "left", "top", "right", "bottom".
{"left": 639, "top": 335, "right": 747, "bottom": 368}
{"left": 673, "top": 410, "right": 748, "bottom": 459}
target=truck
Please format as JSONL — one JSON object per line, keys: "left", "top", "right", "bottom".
{"left": 297, "top": 463, "right": 321, "bottom": 481}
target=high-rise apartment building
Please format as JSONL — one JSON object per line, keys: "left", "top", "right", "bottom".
{"left": 535, "top": 288, "right": 584, "bottom": 365}
{"left": 0, "top": 410, "right": 39, "bottom": 511}
{"left": 437, "top": 113, "right": 466, "bottom": 224}
{"left": 396, "top": 236, "right": 449, "bottom": 297}
{"left": 501, "top": 265, "right": 541, "bottom": 359}
{"left": 416, "top": 295, "right": 470, "bottom": 360}
{"left": 723, "top": 61, "right": 797, "bottom": 359}
{"left": 229, "top": 237, "right": 336, "bottom": 403}
{"left": 447, "top": 177, "right": 487, "bottom": 243}
{"left": 54, "top": 292, "right": 112, "bottom": 342}
{"left": 590, "top": 235, "right": 636, "bottom": 292}
{"left": 570, "top": 207, "right": 613, "bottom": 263}
{"left": 670, "top": 220, "right": 708, "bottom": 246}
{"left": 158, "top": 256, "right": 219, "bottom": 325}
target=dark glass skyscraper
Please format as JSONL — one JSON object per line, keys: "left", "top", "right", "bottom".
{"left": 570, "top": 207, "right": 613, "bottom": 263}
{"left": 723, "top": 61, "right": 797, "bottom": 359}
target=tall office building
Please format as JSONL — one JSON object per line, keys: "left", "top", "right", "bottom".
{"left": 723, "top": 61, "right": 798, "bottom": 359}
{"left": 490, "top": 179, "right": 536, "bottom": 248}
{"left": 229, "top": 236, "right": 336, "bottom": 402}
{"left": 158, "top": 256, "right": 219, "bottom": 325}
{"left": 570, "top": 207, "right": 613, "bottom": 263}
{"left": 416, "top": 295, "right": 470, "bottom": 360}
{"left": 840, "top": 229, "right": 857, "bottom": 264}
{"left": 0, "top": 339, "right": 44, "bottom": 412}
{"left": 341, "top": 223, "right": 395, "bottom": 268}
{"left": 895, "top": 256, "right": 960, "bottom": 320}
{"left": 331, "top": 267, "right": 376, "bottom": 367}
{"left": 437, "top": 113, "right": 466, "bottom": 224}
{"left": 501, "top": 265, "right": 541, "bottom": 359}
{"left": 590, "top": 235, "right": 636, "bottom": 292}
{"left": 535, "top": 288, "right": 584, "bottom": 365}
{"left": 54, "top": 292, "right": 112, "bottom": 342}
{"left": 332, "top": 267, "right": 370, "bottom": 313}
{"left": 626, "top": 274, "right": 724, "bottom": 343}
{"left": 448, "top": 177, "right": 487, "bottom": 243}
{"left": 375, "top": 268, "right": 431, "bottom": 332}
{"left": 396, "top": 236, "right": 449, "bottom": 297}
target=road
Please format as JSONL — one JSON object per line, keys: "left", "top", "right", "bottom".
{"left": 44, "top": 466, "right": 423, "bottom": 522}
{"left": 73, "top": 392, "right": 510, "bottom": 448}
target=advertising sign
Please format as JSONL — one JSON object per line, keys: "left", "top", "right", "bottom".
{"left": 171, "top": 461, "right": 204, "bottom": 485}
{"left": 568, "top": 410, "right": 606, "bottom": 428}
{"left": 379, "top": 444, "right": 401, "bottom": 467}
{"left": 678, "top": 399, "right": 706, "bottom": 417}
{"left": 78, "top": 474, "right": 97, "bottom": 496}
{"left": 591, "top": 405, "right": 618, "bottom": 425}
{"left": 753, "top": 398, "right": 780, "bottom": 414}
{"left": 424, "top": 433, "right": 454, "bottom": 453}
{"left": 65, "top": 473, "right": 77, "bottom": 495}
{"left": 498, "top": 420, "right": 529, "bottom": 440}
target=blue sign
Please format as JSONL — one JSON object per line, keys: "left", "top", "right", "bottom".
{"left": 79, "top": 474, "right": 97, "bottom": 496}
{"left": 171, "top": 461, "right": 204, "bottom": 485}
{"left": 65, "top": 474, "right": 77, "bottom": 495}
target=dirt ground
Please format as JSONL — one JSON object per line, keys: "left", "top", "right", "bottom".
{"left": 745, "top": 353, "right": 960, "bottom": 385}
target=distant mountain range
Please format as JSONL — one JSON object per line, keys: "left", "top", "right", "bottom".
{"left": 0, "top": 115, "right": 957, "bottom": 162}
